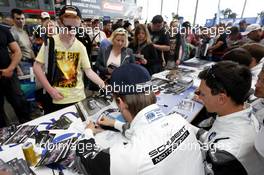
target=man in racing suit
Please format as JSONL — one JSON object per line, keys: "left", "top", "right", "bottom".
{"left": 196, "top": 61, "right": 264, "bottom": 175}
{"left": 76, "top": 63, "right": 204, "bottom": 175}
{"left": 252, "top": 64, "right": 264, "bottom": 124}
{"left": 253, "top": 64, "right": 264, "bottom": 161}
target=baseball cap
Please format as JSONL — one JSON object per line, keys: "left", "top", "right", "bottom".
{"left": 151, "top": 15, "right": 163, "bottom": 24}
{"left": 110, "top": 64, "right": 151, "bottom": 95}
{"left": 59, "top": 5, "right": 82, "bottom": 19}
{"left": 242, "top": 24, "right": 261, "bottom": 36}
{"left": 239, "top": 19, "right": 246, "bottom": 25}
{"left": 92, "top": 18, "right": 100, "bottom": 24}
{"left": 182, "top": 21, "right": 191, "bottom": 28}
{"left": 41, "top": 12, "right": 50, "bottom": 19}
{"left": 123, "top": 21, "right": 132, "bottom": 29}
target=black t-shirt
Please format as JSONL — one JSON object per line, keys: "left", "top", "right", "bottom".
{"left": 213, "top": 33, "right": 227, "bottom": 53}
{"left": 149, "top": 28, "right": 170, "bottom": 45}
{"left": 0, "top": 26, "right": 15, "bottom": 69}
{"left": 128, "top": 42, "right": 161, "bottom": 74}
{"left": 148, "top": 27, "right": 170, "bottom": 62}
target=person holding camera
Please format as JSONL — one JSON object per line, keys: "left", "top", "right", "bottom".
{"left": 95, "top": 28, "right": 135, "bottom": 81}
{"left": 129, "top": 24, "right": 160, "bottom": 75}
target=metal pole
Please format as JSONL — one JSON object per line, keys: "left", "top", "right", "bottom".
{"left": 241, "top": 0, "right": 247, "bottom": 18}
{"left": 193, "top": 0, "right": 199, "bottom": 25}
{"left": 160, "top": 0, "right": 163, "bottom": 15}
{"left": 216, "top": 0, "right": 221, "bottom": 25}
{"left": 146, "top": 0, "right": 149, "bottom": 21}
{"left": 177, "top": 0, "right": 180, "bottom": 15}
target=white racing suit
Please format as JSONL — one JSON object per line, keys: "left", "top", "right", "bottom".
{"left": 251, "top": 98, "right": 264, "bottom": 124}
{"left": 197, "top": 106, "right": 264, "bottom": 175}
{"left": 76, "top": 104, "right": 205, "bottom": 175}
{"left": 255, "top": 125, "right": 264, "bottom": 158}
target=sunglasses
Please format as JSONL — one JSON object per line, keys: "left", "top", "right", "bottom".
{"left": 61, "top": 20, "right": 79, "bottom": 31}
{"left": 15, "top": 17, "right": 25, "bottom": 20}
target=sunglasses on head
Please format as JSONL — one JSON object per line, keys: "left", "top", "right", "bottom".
{"left": 205, "top": 65, "right": 216, "bottom": 79}
{"left": 204, "top": 65, "right": 226, "bottom": 95}
{"left": 115, "top": 28, "right": 128, "bottom": 33}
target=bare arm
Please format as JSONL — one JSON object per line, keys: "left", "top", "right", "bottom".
{"left": 1, "top": 41, "right": 21, "bottom": 78}
{"left": 153, "top": 44, "right": 170, "bottom": 52}
{"left": 84, "top": 68, "right": 105, "bottom": 88}
{"left": 208, "top": 41, "right": 224, "bottom": 51}
{"left": 33, "top": 61, "right": 63, "bottom": 100}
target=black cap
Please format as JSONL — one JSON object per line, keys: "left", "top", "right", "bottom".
{"left": 230, "top": 26, "right": 239, "bottom": 34}
{"left": 110, "top": 64, "right": 151, "bottom": 95}
{"left": 92, "top": 18, "right": 100, "bottom": 24}
{"left": 123, "top": 21, "right": 132, "bottom": 29}
{"left": 239, "top": 19, "right": 246, "bottom": 25}
{"left": 84, "top": 18, "right": 92, "bottom": 22}
{"left": 151, "top": 15, "right": 163, "bottom": 24}
{"left": 182, "top": 21, "right": 191, "bottom": 28}
{"left": 59, "top": 5, "right": 82, "bottom": 19}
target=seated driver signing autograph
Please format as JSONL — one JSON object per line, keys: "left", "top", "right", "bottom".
{"left": 76, "top": 63, "right": 204, "bottom": 175}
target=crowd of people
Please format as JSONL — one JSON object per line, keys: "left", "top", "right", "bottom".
{"left": 0, "top": 4, "right": 264, "bottom": 175}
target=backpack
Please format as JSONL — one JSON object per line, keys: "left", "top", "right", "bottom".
{"left": 44, "top": 37, "right": 56, "bottom": 85}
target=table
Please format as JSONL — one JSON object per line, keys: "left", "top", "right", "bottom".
{"left": 0, "top": 58, "right": 213, "bottom": 174}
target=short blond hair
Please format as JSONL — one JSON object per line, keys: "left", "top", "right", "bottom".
{"left": 109, "top": 28, "right": 129, "bottom": 47}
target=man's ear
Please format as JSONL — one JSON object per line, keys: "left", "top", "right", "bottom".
{"left": 249, "top": 57, "right": 257, "bottom": 68}
{"left": 218, "top": 93, "right": 227, "bottom": 105}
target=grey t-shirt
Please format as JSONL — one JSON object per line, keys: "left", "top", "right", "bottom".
{"left": 10, "top": 26, "right": 34, "bottom": 59}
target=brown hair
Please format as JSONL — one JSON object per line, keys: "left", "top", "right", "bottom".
{"left": 241, "top": 43, "right": 264, "bottom": 63}
{"left": 133, "top": 24, "right": 152, "bottom": 47}
{"left": 115, "top": 92, "right": 156, "bottom": 117}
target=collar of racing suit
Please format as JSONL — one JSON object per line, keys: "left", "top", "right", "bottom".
{"left": 212, "top": 104, "right": 260, "bottom": 137}
{"left": 207, "top": 104, "right": 260, "bottom": 142}
{"left": 215, "top": 103, "right": 252, "bottom": 122}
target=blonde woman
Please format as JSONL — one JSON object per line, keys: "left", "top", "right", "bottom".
{"left": 96, "top": 28, "right": 135, "bottom": 80}
{"left": 128, "top": 24, "right": 161, "bottom": 75}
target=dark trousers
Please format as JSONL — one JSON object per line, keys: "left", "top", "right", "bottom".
{"left": 39, "top": 93, "right": 75, "bottom": 115}
{"left": 146, "top": 64, "right": 162, "bottom": 75}
{"left": 0, "top": 74, "right": 30, "bottom": 127}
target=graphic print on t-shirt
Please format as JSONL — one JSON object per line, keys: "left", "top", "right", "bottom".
{"left": 53, "top": 51, "right": 80, "bottom": 88}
